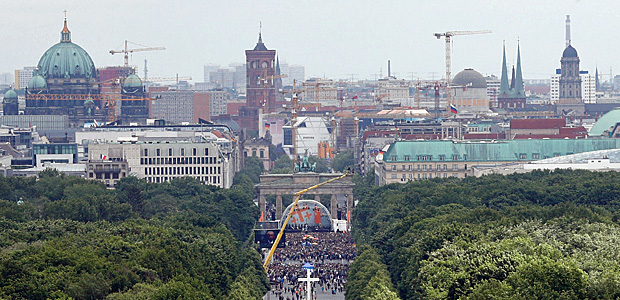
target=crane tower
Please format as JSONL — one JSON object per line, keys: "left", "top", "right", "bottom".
{"left": 434, "top": 30, "right": 491, "bottom": 108}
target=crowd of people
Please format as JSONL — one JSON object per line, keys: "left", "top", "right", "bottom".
{"left": 265, "top": 231, "right": 356, "bottom": 299}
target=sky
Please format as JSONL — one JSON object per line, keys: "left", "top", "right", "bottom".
{"left": 2, "top": 0, "right": 619, "bottom": 83}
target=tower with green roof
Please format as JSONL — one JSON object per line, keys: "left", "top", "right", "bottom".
{"left": 498, "top": 40, "right": 526, "bottom": 109}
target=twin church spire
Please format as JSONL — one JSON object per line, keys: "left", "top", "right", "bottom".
{"left": 499, "top": 41, "right": 524, "bottom": 97}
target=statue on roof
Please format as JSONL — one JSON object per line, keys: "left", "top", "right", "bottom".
{"left": 295, "top": 151, "right": 316, "bottom": 172}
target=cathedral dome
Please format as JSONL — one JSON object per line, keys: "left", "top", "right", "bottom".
{"left": 123, "top": 74, "right": 143, "bottom": 89}
{"left": 562, "top": 45, "right": 578, "bottom": 58}
{"left": 122, "top": 74, "right": 143, "bottom": 94}
{"left": 27, "top": 74, "right": 47, "bottom": 90}
{"left": 35, "top": 18, "right": 96, "bottom": 80}
{"left": 452, "top": 68, "right": 487, "bottom": 89}
{"left": 3, "top": 89, "right": 17, "bottom": 103}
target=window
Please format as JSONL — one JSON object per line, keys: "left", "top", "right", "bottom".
{"left": 144, "top": 149, "right": 148, "bottom": 156}
{"left": 252, "top": 150, "right": 257, "bottom": 157}
{"left": 402, "top": 165, "right": 406, "bottom": 171}
{"left": 519, "top": 153, "right": 527, "bottom": 159}
{"left": 260, "top": 150, "right": 264, "bottom": 158}
{"left": 452, "top": 164, "right": 458, "bottom": 171}
{"left": 404, "top": 155, "right": 410, "bottom": 161}
{"left": 204, "top": 148, "right": 209, "bottom": 156}
{"left": 439, "top": 155, "right": 445, "bottom": 161}
{"left": 193, "top": 148, "right": 197, "bottom": 156}
{"left": 422, "top": 165, "right": 427, "bottom": 171}
{"left": 429, "top": 165, "right": 433, "bottom": 171}
{"left": 452, "top": 154, "right": 458, "bottom": 160}
{"left": 156, "top": 148, "right": 161, "bottom": 156}
{"left": 532, "top": 153, "right": 540, "bottom": 159}
{"left": 391, "top": 165, "right": 396, "bottom": 171}
{"left": 181, "top": 148, "right": 185, "bottom": 156}
{"left": 443, "top": 164, "right": 448, "bottom": 171}
{"left": 391, "top": 174, "right": 397, "bottom": 179}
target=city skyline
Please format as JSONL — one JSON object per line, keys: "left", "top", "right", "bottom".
{"left": 2, "top": 0, "right": 619, "bottom": 83}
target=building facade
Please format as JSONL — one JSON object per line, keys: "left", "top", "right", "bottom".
{"left": 375, "top": 139, "right": 620, "bottom": 185}
{"left": 89, "top": 139, "right": 233, "bottom": 188}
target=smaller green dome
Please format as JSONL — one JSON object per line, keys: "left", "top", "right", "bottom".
{"left": 4, "top": 89, "right": 17, "bottom": 100}
{"left": 28, "top": 75, "right": 47, "bottom": 90}
{"left": 123, "top": 74, "right": 143, "bottom": 88}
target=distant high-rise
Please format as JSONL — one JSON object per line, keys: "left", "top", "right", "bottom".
{"left": 203, "top": 64, "right": 219, "bottom": 83}
{"left": 14, "top": 67, "right": 36, "bottom": 90}
{"left": 498, "top": 41, "right": 526, "bottom": 109}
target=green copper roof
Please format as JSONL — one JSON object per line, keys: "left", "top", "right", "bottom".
{"left": 590, "top": 108, "right": 620, "bottom": 137}
{"left": 36, "top": 41, "right": 96, "bottom": 80}
{"left": 4, "top": 89, "right": 17, "bottom": 100}
{"left": 123, "top": 74, "right": 143, "bottom": 89}
{"left": 27, "top": 75, "right": 47, "bottom": 90}
{"left": 383, "top": 139, "right": 620, "bottom": 163}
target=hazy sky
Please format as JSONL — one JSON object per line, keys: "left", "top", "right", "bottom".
{"left": 2, "top": 0, "right": 619, "bottom": 82}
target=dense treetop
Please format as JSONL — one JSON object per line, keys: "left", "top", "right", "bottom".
{"left": 0, "top": 164, "right": 268, "bottom": 300}
{"left": 349, "top": 170, "right": 620, "bottom": 300}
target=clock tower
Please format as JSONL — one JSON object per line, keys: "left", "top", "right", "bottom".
{"left": 245, "top": 30, "right": 277, "bottom": 112}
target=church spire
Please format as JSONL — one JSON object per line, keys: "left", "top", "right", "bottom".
{"left": 253, "top": 22, "right": 268, "bottom": 51}
{"left": 61, "top": 10, "right": 71, "bottom": 43}
{"left": 514, "top": 40, "right": 524, "bottom": 96}
{"left": 276, "top": 56, "right": 281, "bottom": 75}
{"left": 499, "top": 41, "right": 510, "bottom": 95}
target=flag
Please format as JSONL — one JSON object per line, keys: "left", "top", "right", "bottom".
{"left": 449, "top": 104, "right": 458, "bottom": 114}
{"left": 100, "top": 154, "right": 107, "bottom": 160}
{"left": 351, "top": 95, "right": 358, "bottom": 100}
{"left": 264, "top": 123, "right": 271, "bottom": 130}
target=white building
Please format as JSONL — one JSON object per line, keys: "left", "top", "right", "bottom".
{"left": 485, "top": 75, "right": 500, "bottom": 108}
{"left": 281, "top": 63, "right": 305, "bottom": 86}
{"left": 89, "top": 139, "right": 234, "bottom": 188}
{"left": 203, "top": 64, "right": 219, "bottom": 83}
{"left": 550, "top": 74, "right": 560, "bottom": 103}
{"left": 14, "top": 67, "right": 36, "bottom": 90}
{"left": 580, "top": 71, "right": 596, "bottom": 104}
{"left": 283, "top": 117, "right": 331, "bottom": 156}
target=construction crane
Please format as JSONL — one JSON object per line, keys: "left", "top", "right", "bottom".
{"left": 110, "top": 40, "right": 165, "bottom": 67}
{"left": 434, "top": 30, "right": 491, "bottom": 111}
{"left": 259, "top": 73, "right": 288, "bottom": 113}
{"left": 142, "top": 76, "right": 192, "bottom": 83}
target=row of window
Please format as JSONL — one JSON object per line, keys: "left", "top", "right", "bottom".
{"left": 390, "top": 173, "right": 460, "bottom": 179}
{"left": 144, "top": 166, "right": 221, "bottom": 176}
{"left": 394, "top": 154, "right": 465, "bottom": 162}
{"left": 140, "top": 156, "right": 219, "bottom": 165}
{"left": 244, "top": 150, "right": 265, "bottom": 158}
{"left": 146, "top": 175, "right": 220, "bottom": 185}
{"left": 392, "top": 164, "right": 464, "bottom": 171}
{"left": 144, "top": 147, "right": 209, "bottom": 157}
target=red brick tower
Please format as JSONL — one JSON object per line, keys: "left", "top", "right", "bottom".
{"left": 245, "top": 30, "right": 276, "bottom": 112}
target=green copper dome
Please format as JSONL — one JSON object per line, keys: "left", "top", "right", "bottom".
{"left": 123, "top": 74, "right": 143, "bottom": 89}
{"left": 3, "top": 89, "right": 17, "bottom": 102}
{"left": 35, "top": 18, "right": 96, "bottom": 80}
{"left": 27, "top": 74, "right": 47, "bottom": 90}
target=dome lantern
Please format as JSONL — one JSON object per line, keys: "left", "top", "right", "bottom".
{"left": 61, "top": 10, "right": 71, "bottom": 43}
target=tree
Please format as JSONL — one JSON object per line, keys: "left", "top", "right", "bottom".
{"left": 332, "top": 150, "right": 354, "bottom": 172}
